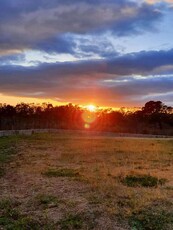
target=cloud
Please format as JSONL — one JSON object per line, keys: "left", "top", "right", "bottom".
{"left": 0, "top": 0, "right": 164, "bottom": 55}
{"left": 0, "top": 0, "right": 172, "bottom": 107}
{"left": 0, "top": 53, "right": 25, "bottom": 63}
{"left": 34, "top": 35, "right": 77, "bottom": 55}
{"left": 0, "top": 48, "right": 173, "bottom": 106}
{"left": 33, "top": 33, "right": 118, "bottom": 58}
{"left": 145, "top": 0, "right": 173, "bottom": 4}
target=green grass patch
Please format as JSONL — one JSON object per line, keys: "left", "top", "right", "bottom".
{"left": 5, "top": 217, "right": 42, "bottom": 230}
{"left": 0, "top": 146, "right": 17, "bottom": 163}
{"left": 0, "top": 198, "right": 55, "bottom": 230}
{"left": 42, "top": 168, "right": 79, "bottom": 178}
{"left": 129, "top": 201, "right": 173, "bottom": 230}
{"left": 0, "top": 216, "right": 55, "bottom": 230}
{"left": 121, "top": 174, "right": 167, "bottom": 187}
{"left": 0, "top": 137, "right": 18, "bottom": 177}
{"left": 36, "top": 194, "right": 60, "bottom": 207}
{"left": 0, "top": 198, "right": 19, "bottom": 210}
{"left": 0, "top": 167, "right": 5, "bottom": 177}
{"left": 0, "top": 215, "right": 45, "bottom": 230}
{"left": 59, "top": 214, "right": 84, "bottom": 230}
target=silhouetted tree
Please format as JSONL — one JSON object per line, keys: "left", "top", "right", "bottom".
{"left": 0, "top": 101, "right": 172, "bottom": 134}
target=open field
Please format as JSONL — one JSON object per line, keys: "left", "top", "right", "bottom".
{"left": 0, "top": 131, "right": 173, "bottom": 229}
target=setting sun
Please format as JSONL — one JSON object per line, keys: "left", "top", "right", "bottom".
{"left": 86, "top": 104, "right": 97, "bottom": 112}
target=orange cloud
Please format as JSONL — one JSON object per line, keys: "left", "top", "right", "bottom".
{"left": 0, "top": 94, "right": 62, "bottom": 106}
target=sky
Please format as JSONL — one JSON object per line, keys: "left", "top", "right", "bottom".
{"left": 0, "top": 0, "right": 173, "bottom": 108}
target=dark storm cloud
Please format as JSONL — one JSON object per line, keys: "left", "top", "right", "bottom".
{"left": 0, "top": 48, "right": 173, "bottom": 106}
{"left": 0, "top": 0, "right": 164, "bottom": 54}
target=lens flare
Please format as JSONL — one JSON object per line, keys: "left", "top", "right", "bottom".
{"left": 82, "top": 110, "right": 97, "bottom": 129}
{"left": 84, "top": 123, "right": 90, "bottom": 129}
{"left": 82, "top": 111, "right": 97, "bottom": 123}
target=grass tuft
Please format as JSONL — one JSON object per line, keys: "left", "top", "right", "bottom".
{"left": 59, "top": 214, "right": 84, "bottom": 230}
{"left": 121, "top": 174, "right": 167, "bottom": 187}
{"left": 36, "top": 194, "right": 60, "bottom": 207}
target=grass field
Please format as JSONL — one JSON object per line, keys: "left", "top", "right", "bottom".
{"left": 0, "top": 131, "right": 173, "bottom": 229}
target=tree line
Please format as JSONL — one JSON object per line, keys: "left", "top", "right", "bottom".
{"left": 0, "top": 101, "right": 173, "bottom": 135}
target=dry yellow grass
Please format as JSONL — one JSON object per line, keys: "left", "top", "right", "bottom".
{"left": 0, "top": 131, "right": 173, "bottom": 229}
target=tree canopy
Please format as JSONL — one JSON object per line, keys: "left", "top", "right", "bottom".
{"left": 0, "top": 101, "right": 172, "bottom": 135}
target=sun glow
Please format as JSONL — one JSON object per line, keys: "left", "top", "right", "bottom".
{"left": 86, "top": 104, "right": 97, "bottom": 112}
{"left": 82, "top": 104, "right": 97, "bottom": 129}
